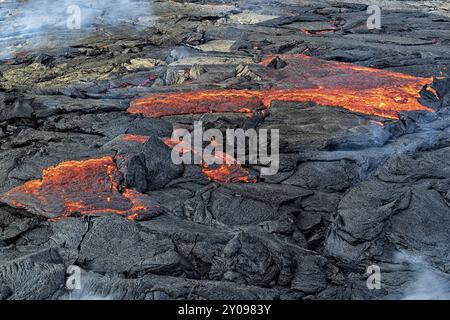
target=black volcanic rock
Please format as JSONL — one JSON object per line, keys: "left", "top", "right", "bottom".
{"left": 104, "top": 134, "right": 183, "bottom": 192}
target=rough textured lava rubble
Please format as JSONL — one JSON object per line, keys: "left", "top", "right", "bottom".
{"left": 0, "top": 0, "right": 449, "bottom": 300}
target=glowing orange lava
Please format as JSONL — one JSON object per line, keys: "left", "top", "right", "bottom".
{"left": 0, "top": 156, "right": 160, "bottom": 220}
{"left": 129, "top": 90, "right": 263, "bottom": 118}
{"left": 129, "top": 54, "right": 435, "bottom": 119}
{"left": 202, "top": 164, "right": 255, "bottom": 183}
{"left": 161, "top": 137, "right": 255, "bottom": 183}
{"left": 118, "top": 134, "right": 150, "bottom": 144}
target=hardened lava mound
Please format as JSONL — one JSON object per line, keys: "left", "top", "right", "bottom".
{"left": 0, "top": 0, "right": 450, "bottom": 300}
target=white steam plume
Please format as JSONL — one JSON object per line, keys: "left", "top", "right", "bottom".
{"left": 0, "top": 0, "right": 154, "bottom": 58}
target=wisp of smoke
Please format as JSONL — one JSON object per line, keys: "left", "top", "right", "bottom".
{"left": 0, "top": 0, "right": 154, "bottom": 58}
{"left": 395, "top": 252, "right": 450, "bottom": 300}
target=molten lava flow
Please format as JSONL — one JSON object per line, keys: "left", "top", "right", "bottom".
{"left": 161, "top": 138, "right": 255, "bottom": 184}
{"left": 129, "top": 54, "right": 435, "bottom": 120}
{"left": 0, "top": 156, "right": 160, "bottom": 220}
{"left": 129, "top": 90, "right": 263, "bottom": 118}
{"left": 202, "top": 164, "right": 256, "bottom": 183}
{"left": 370, "top": 120, "right": 385, "bottom": 127}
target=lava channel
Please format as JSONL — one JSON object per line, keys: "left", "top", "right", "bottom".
{"left": 129, "top": 54, "right": 436, "bottom": 119}
{"left": 0, "top": 156, "right": 160, "bottom": 221}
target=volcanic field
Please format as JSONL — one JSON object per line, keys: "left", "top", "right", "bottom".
{"left": 0, "top": 0, "right": 449, "bottom": 300}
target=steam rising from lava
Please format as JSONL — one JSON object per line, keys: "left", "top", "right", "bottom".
{"left": 129, "top": 55, "right": 435, "bottom": 119}
{"left": 162, "top": 137, "right": 255, "bottom": 183}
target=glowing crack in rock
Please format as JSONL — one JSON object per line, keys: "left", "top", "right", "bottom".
{"left": 161, "top": 138, "right": 255, "bottom": 183}
{"left": 117, "top": 134, "right": 150, "bottom": 144}
{"left": 129, "top": 54, "right": 435, "bottom": 119}
{"left": 0, "top": 156, "right": 160, "bottom": 221}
